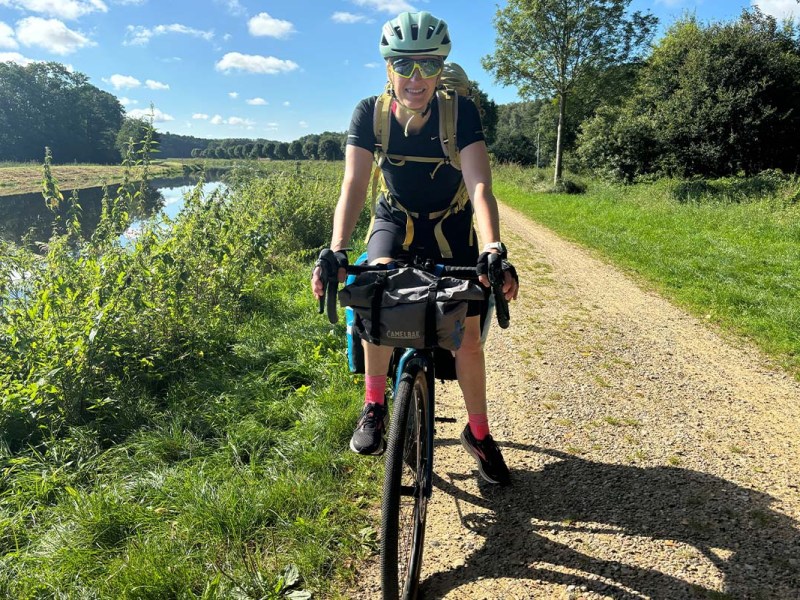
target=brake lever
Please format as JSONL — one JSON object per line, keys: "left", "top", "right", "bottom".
{"left": 487, "top": 253, "right": 510, "bottom": 329}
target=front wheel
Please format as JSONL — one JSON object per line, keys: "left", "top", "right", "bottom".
{"left": 380, "top": 364, "right": 430, "bottom": 600}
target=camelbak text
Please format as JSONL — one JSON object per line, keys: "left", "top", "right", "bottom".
{"left": 387, "top": 330, "right": 421, "bottom": 339}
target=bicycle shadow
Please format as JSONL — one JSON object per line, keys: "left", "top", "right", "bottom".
{"left": 422, "top": 441, "right": 800, "bottom": 599}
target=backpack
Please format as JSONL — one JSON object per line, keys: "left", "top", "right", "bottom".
{"left": 366, "top": 62, "right": 482, "bottom": 259}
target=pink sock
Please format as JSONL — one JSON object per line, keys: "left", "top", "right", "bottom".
{"left": 468, "top": 413, "right": 490, "bottom": 441}
{"left": 365, "top": 375, "right": 387, "bottom": 406}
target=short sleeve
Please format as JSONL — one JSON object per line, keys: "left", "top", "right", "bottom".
{"left": 346, "top": 96, "right": 377, "bottom": 152}
{"left": 456, "top": 96, "right": 486, "bottom": 151}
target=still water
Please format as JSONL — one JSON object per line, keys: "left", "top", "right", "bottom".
{"left": 0, "top": 173, "right": 228, "bottom": 246}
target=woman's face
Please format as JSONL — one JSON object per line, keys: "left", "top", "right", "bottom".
{"left": 386, "top": 55, "right": 441, "bottom": 111}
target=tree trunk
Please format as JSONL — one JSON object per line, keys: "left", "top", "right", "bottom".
{"left": 554, "top": 92, "right": 566, "bottom": 185}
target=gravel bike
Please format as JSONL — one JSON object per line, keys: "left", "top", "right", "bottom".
{"left": 317, "top": 253, "right": 510, "bottom": 600}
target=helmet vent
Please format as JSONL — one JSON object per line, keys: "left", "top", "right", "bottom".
{"left": 410, "top": 23, "right": 419, "bottom": 40}
{"left": 393, "top": 25, "right": 403, "bottom": 40}
{"left": 426, "top": 25, "right": 436, "bottom": 39}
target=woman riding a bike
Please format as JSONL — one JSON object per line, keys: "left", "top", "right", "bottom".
{"left": 311, "top": 10, "right": 519, "bottom": 485}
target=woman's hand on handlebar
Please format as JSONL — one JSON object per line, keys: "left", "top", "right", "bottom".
{"left": 311, "top": 248, "right": 348, "bottom": 300}
{"left": 476, "top": 252, "right": 519, "bottom": 301}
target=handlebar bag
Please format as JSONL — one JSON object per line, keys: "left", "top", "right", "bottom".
{"left": 338, "top": 267, "right": 484, "bottom": 351}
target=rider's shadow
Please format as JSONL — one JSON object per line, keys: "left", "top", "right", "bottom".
{"left": 424, "top": 441, "right": 800, "bottom": 599}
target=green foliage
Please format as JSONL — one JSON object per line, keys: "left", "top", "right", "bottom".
{"left": 578, "top": 10, "right": 800, "bottom": 179}
{"left": 0, "top": 61, "right": 123, "bottom": 164}
{"left": 0, "top": 157, "right": 376, "bottom": 597}
{"left": 484, "top": 0, "right": 657, "bottom": 182}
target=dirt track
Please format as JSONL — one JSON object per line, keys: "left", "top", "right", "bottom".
{"left": 349, "top": 203, "right": 800, "bottom": 599}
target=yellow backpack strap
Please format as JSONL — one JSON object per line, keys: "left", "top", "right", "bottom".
{"left": 437, "top": 89, "right": 461, "bottom": 171}
{"left": 373, "top": 89, "right": 393, "bottom": 167}
{"left": 365, "top": 91, "right": 396, "bottom": 243}
{"left": 431, "top": 180, "right": 470, "bottom": 258}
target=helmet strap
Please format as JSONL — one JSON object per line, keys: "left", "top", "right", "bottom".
{"left": 389, "top": 89, "right": 433, "bottom": 137}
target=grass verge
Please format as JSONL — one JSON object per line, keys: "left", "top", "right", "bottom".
{"left": 494, "top": 165, "right": 800, "bottom": 377}
{"left": 0, "top": 269, "right": 378, "bottom": 599}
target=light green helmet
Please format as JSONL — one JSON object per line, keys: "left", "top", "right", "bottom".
{"left": 379, "top": 11, "right": 451, "bottom": 59}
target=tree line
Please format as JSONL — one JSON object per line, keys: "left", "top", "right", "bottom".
{"left": 485, "top": 4, "right": 800, "bottom": 182}
{"left": 4, "top": 5, "right": 799, "bottom": 182}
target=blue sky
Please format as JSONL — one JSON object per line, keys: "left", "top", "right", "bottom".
{"left": 1, "top": 0, "right": 798, "bottom": 142}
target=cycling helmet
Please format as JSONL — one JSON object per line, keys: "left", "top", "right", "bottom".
{"left": 379, "top": 11, "right": 451, "bottom": 59}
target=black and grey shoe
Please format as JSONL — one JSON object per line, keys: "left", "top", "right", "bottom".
{"left": 460, "top": 424, "right": 511, "bottom": 485}
{"left": 349, "top": 402, "right": 387, "bottom": 455}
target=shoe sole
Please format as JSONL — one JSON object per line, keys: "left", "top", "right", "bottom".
{"left": 460, "top": 429, "right": 505, "bottom": 485}
{"left": 350, "top": 437, "right": 386, "bottom": 456}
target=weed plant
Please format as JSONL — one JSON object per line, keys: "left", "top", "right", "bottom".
{"left": 0, "top": 148, "right": 374, "bottom": 597}
{"left": 494, "top": 164, "right": 800, "bottom": 376}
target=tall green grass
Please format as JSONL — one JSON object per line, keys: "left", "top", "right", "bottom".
{"left": 1, "top": 157, "right": 376, "bottom": 598}
{"left": 494, "top": 164, "right": 800, "bottom": 376}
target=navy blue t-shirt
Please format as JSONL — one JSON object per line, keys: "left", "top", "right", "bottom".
{"left": 346, "top": 95, "right": 485, "bottom": 214}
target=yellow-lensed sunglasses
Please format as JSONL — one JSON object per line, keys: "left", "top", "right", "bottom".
{"left": 390, "top": 57, "right": 444, "bottom": 79}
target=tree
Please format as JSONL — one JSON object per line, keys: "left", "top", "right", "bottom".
{"left": 318, "top": 138, "right": 339, "bottom": 161}
{"left": 303, "top": 140, "right": 319, "bottom": 160}
{"left": 275, "top": 142, "right": 290, "bottom": 160}
{"left": 264, "top": 142, "right": 276, "bottom": 160}
{"left": 115, "top": 117, "right": 161, "bottom": 159}
{"left": 483, "top": 0, "right": 656, "bottom": 183}
{"left": 289, "top": 140, "right": 304, "bottom": 160}
{"left": 577, "top": 10, "right": 800, "bottom": 179}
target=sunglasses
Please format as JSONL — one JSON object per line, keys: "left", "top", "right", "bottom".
{"left": 390, "top": 57, "right": 444, "bottom": 79}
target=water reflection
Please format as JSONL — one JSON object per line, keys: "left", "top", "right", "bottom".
{"left": 0, "top": 171, "right": 226, "bottom": 246}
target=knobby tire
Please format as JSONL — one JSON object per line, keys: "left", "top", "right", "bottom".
{"left": 380, "top": 364, "right": 430, "bottom": 600}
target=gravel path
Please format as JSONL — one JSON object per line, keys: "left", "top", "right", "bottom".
{"left": 348, "top": 203, "right": 800, "bottom": 599}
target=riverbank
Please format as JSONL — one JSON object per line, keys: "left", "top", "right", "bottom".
{"left": 0, "top": 158, "right": 240, "bottom": 197}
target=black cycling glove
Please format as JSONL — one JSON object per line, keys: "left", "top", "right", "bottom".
{"left": 315, "top": 248, "right": 348, "bottom": 281}
{"left": 477, "top": 252, "right": 519, "bottom": 286}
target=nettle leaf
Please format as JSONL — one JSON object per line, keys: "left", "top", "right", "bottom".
{"left": 285, "top": 591, "right": 311, "bottom": 600}
{"left": 282, "top": 564, "right": 300, "bottom": 588}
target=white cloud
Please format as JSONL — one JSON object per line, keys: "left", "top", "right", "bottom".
{"left": 113, "top": 0, "right": 146, "bottom": 4}
{"left": 107, "top": 73, "right": 140, "bottom": 89}
{"left": 228, "top": 91, "right": 238, "bottom": 98}
{"left": 119, "top": 96, "right": 137, "bottom": 105}
{"left": 215, "top": 0, "right": 246, "bottom": 17}
{"left": 1, "top": 0, "right": 107, "bottom": 20}
{"left": 248, "top": 12, "right": 295, "bottom": 39}
{"left": 227, "top": 116, "right": 254, "bottom": 126}
{"left": 192, "top": 113, "right": 209, "bottom": 119}
{"left": 16, "top": 16, "right": 93, "bottom": 54}
{"left": 0, "top": 21, "right": 18, "bottom": 49}
{"left": 128, "top": 107, "right": 174, "bottom": 122}
{"left": 215, "top": 52, "right": 299, "bottom": 74}
{"left": 752, "top": 0, "right": 799, "bottom": 20}
{"left": 145, "top": 79, "right": 169, "bottom": 90}
{"left": 124, "top": 23, "right": 214, "bottom": 46}
{"left": 299, "top": 120, "right": 308, "bottom": 128}
{"left": 0, "top": 50, "right": 34, "bottom": 64}
{"left": 223, "top": 33, "right": 231, "bottom": 41}
{"left": 332, "top": 12, "right": 370, "bottom": 24}
{"left": 206, "top": 114, "right": 253, "bottom": 126}
{"left": 364, "top": 62, "right": 379, "bottom": 68}
{"left": 351, "top": 0, "right": 415, "bottom": 14}
{"left": 283, "top": 101, "right": 290, "bottom": 107}
{"left": 246, "top": 97, "right": 267, "bottom": 105}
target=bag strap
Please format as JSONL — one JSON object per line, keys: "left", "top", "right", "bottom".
{"left": 424, "top": 280, "right": 440, "bottom": 348}
{"left": 369, "top": 273, "right": 387, "bottom": 345}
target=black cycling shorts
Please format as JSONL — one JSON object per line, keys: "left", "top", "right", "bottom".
{"left": 367, "top": 196, "right": 485, "bottom": 317}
